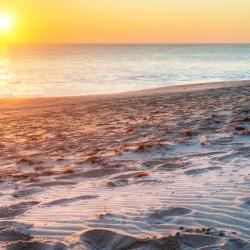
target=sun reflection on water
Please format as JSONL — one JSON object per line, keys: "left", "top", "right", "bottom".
{"left": 0, "top": 45, "right": 13, "bottom": 97}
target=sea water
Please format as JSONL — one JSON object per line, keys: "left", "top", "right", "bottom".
{"left": 0, "top": 44, "right": 250, "bottom": 97}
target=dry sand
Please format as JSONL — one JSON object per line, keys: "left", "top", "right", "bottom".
{"left": 0, "top": 81, "right": 250, "bottom": 249}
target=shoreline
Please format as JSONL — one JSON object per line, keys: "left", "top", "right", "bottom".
{"left": 0, "top": 80, "right": 250, "bottom": 110}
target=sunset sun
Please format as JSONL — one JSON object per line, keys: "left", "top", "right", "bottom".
{"left": 0, "top": 15, "right": 12, "bottom": 33}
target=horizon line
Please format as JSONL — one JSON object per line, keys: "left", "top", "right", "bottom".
{"left": 1, "top": 42, "right": 250, "bottom": 46}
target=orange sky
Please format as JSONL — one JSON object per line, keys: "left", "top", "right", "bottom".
{"left": 0, "top": 0, "right": 250, "bottom": 44}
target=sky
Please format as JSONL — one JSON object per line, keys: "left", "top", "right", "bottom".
{"left": 0, "top": 0, "right": 250, "bottom": 44}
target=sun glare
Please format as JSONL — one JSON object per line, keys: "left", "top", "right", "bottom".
{"left": 0, "top": 15, "right": 12, "bottom": 33}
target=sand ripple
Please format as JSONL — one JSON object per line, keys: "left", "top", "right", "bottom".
{"left": 0, "top": 82, "right": 250, "bottom": 249}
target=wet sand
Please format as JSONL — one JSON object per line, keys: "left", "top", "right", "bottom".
{"left": 0, "top": 81, "right": 250, "bottom": 249}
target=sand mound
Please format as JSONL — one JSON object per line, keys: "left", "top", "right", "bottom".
{"left": 68, "top": 228, "right": 138, "bottom": 249}
{"left": 67, "top": 228, "right": 180, "bottom": 250}
{"left": 66, "top": 228, "right": 250, "bottom": 250}
{"left": 2, "top": 227, "right": 250, "bottom": 250}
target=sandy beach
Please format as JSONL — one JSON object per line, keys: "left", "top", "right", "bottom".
{"left": 0, "top": 80, "right": 250, "bottom": 249}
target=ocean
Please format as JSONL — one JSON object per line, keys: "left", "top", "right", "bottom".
{"left": 0, "top": 44, "right": 250, "bottom": 97}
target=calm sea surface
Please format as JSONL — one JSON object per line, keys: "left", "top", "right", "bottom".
{"left": 0, "top": 44, "right": 250, "bottom": 97}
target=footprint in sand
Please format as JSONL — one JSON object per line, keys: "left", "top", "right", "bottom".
{"left": 0, "top": 228, "right": 32, "bottom": 242}
{"left": 0, "top": 221, "right": 32, "bottom": 230}
{"left": 27, "top": 180, "right": 76, "bottom": 188}
{"left": 12, "top": 188, "right": 42, "bottom": 198}
{"left": 106, "top": 179, "right": 129, "bottom": 187}
{"left": 148, "top": 207, "right": 192, "bottom": 221}
{"left": 185, "top": 166, "right": 221, "bottom": 175}
{"left": 43, "top": 195, "right": 98, "bottom": 206}
{"left": 0, "top": 201, "right": 39, "bottom": 219}
{"left": 56, "top": 168, "right": 120, "bottom": 180}
{"left": 142, "top": 160, "right": 165, "bottom": 168}
{"left": 241, "top": 197, "right": 250, "bottom": 207}
{"left": 6, "top": 241, "right": 67, "bottom": 250}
